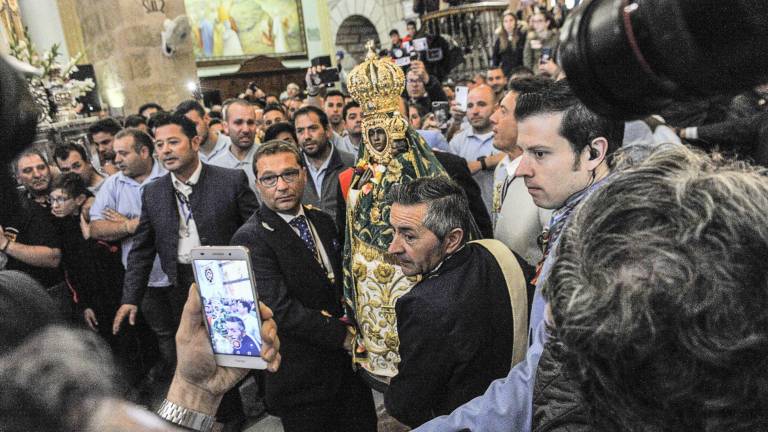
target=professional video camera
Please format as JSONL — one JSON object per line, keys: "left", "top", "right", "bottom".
{"left": 560, "top": 0, "right": 768, "bottom": 119}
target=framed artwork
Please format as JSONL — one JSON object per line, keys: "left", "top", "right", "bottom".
{"left": 185, "top": 0, "right": 307, "bottom": 65}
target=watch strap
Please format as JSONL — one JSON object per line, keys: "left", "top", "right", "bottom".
{"left": 156, "top": 399, "right": 216, "bottom": 432}
{"left": 477, "top": 156, "right": 488, "bottom": 171}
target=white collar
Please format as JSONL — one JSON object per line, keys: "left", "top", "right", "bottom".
{"left": 304, "top": 143, "right": 335, "bottom": 172}
{"left": 508, "top": 154, "right": 522, "bottom": 177}
{"left": 277, "top": 205, "right": 306, "bottom": 224}
{"left": 228, "top": 142, "right": 259, "bottom": 162}
{"left": 171, "top": 160, "right": 203, "bottom": 189}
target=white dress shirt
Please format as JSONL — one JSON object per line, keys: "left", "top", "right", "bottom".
{"left": 172, "top": 161, "right": 203, "bottom": 264}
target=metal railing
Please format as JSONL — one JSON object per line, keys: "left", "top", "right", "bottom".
{"left": 421, "top": 1, "right": 509, "bottom": 80}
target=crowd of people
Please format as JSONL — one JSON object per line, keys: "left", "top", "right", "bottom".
{"left": 3, "top": 2, "right": 768, "bottom": 432}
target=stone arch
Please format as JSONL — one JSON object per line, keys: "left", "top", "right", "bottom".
{"left": 335, "top": 15, "right": 380, "bottom": 63}
{"left": 330, "top": 0, "right": 405, "bottom": 61}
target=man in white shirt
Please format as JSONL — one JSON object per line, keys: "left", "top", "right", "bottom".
{"left": 112, "top": 113, "right": 257, "bottom": 383}
{"left": 489, "top": 78, "right": 552, "bottom": 266}
{"left": 448, "top": 85, "right": 506, "bottom": 214}
{"left": 209, "top": 99, "right": 261, "bottom": 192}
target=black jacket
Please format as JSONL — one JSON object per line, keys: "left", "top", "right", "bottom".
{"left": 123, "top": 163, "right": 258, "bottom": 304}
{"left": 230, "top": 204, "right": 352, "bottom": 412}
{"left": 492, "top": 31, "right": 527, "bottom": 77}
{"left": 385, "top": 243, "right": 533, "bottom": 427}
{"left": 533, "top": 336, "right": 595, "bottom": 432}
{"left": 434, "top": 151, "right": 494, "bottom": 238}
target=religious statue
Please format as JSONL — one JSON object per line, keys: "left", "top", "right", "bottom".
{"left": 342, "top": 41, "right": 448, "bottom": 385}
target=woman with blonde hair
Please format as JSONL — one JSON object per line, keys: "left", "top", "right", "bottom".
{"left": 492, "top": 9, "right": 527, "bottom": 76}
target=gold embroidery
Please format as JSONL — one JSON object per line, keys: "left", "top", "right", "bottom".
{"left": 350, "top": 238, "right": 421, "bottom": 377}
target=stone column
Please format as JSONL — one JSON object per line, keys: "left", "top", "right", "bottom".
{"left": 74, "top": 0, "right": 197, "bottom": 113}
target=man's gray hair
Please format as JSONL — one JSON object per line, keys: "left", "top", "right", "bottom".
{"left": 545, "top": 145, "right": 768, "bottom": 431}
{"left": 388, "top": 176, "right": 473, "bottom": 243}
{"left": 11, "top": 147, "right": 48, "bottom": 177}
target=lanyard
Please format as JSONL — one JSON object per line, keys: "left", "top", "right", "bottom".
{"left": 174, "top": 189, "right": 194, "bottom": 227}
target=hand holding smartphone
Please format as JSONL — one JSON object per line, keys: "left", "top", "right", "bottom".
{"left": 192, "top": 246, "right": 267, "bottom": 369}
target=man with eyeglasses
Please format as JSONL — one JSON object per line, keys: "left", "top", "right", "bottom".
{"left": 2, "top": 149, "right": 64, "bottom": 305}
{"left": 111, "top": 113, "right": 257, "bottom": 428}
{"left": 405, "top": 60, "right": 448, "bottom": 109}
{"left": 209, "top": 99, "right": 261, "bottom": 193}
{"left": 53, "top": 142, "right": 105, "bottom": 194}
{"left": 231, "top": 140, "right": 376, "bottom": 432}
{"left": 48, "top": 173, "right": 129, "bottom": 361}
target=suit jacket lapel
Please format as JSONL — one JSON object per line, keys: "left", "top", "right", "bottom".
{"left": 306, "top": 208, "right": 342, "bottom": 282}
{"left": 260, "top": 204, "right": 328, "bottom": 282}
{"left": 161, "top": 174, "right": 180, "bottom": 258}
{"left": 187, "top": 163, "right": 208, "bottom": 233}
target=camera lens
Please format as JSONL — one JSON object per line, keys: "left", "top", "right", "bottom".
{"left": 560, "top": 0, "right": 768, "bottom": 119}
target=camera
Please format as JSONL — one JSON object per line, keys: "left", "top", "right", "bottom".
{"left": 318, "top": 68, "right": 340, "bottom": 86}
{"left": 560, "top": 0, "right": 768, "bottom": 119}
{"left": 310, "top": 55, "right": 340, "bottom": 86}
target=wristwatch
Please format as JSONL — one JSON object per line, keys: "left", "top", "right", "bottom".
{"left": 156, "top": 399, "right": 216, "bottom": 432}
{"left": 477, "top": 155, "right": 488, "bottom": 171}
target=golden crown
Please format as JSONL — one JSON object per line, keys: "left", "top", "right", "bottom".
{"left": 347, "top": 40, "right": 405, "bottom": 116}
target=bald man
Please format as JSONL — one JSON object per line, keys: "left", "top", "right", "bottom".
{"left": 448, "top": 84, "right": 505, "bottom": 214}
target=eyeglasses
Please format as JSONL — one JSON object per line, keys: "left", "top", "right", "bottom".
{"left": 257, "top": 169, "right": 300, "bottom": 187}
{"left": 47, "top": 195, "right": 72, "bottom": 205}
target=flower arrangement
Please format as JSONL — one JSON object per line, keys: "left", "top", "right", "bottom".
{"left": 8, "top": 27, "right": 94, "bottom": 123}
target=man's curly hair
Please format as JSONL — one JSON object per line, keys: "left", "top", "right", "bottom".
{"left": 544, "top": 145, "right": 768, "bottom": 431}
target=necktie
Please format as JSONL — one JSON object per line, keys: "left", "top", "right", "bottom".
{"left": 289, "top": 215, "right": 319, "bottom": 257}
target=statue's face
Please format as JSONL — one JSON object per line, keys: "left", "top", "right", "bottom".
{"left": 367, "top": 127, "right": 388, "bottom": 152}
{"left": 392, "top": 139, "right": 409, "bottom": 156}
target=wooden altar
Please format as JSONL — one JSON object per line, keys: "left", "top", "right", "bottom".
{"left": 200, "top": 56, "right": 308, "bottom": 100}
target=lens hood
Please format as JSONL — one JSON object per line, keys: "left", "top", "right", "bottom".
{"left": 561, "top": 0, "right": 768, "bottom": 119}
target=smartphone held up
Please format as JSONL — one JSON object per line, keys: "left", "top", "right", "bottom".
{"left": 192, "top": 246, "right": 268, "bottom": 369}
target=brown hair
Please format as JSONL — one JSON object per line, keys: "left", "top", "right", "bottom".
{"left": 496, "top": 9, "right": 520, "bottom": 51}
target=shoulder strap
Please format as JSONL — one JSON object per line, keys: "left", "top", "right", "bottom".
{"left": 470, "top": 239, "right": 529, "bottom": 367}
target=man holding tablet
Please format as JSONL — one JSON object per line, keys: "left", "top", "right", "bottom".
{"left": 231, "top": 140, "right": 376, "bottom": 432}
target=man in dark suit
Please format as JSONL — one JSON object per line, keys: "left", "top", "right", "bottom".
{"left": 231, "top": 140, "right": 376, "bottom": 431}
{"left": 384, "top": 176, "right": 533, "bottom": 428}
{"left": 112, "top": 113, "right": 258, "bottom": 407}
